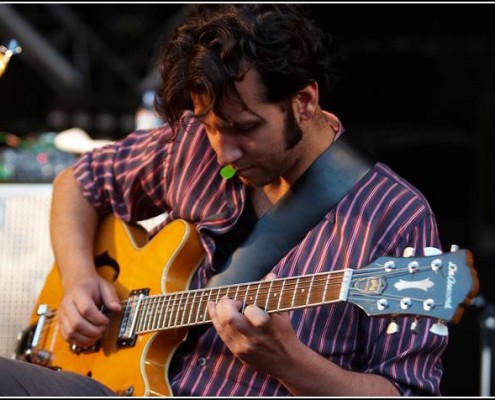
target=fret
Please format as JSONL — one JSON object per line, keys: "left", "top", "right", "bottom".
{"left": 265, "top": 280, "right": 274, "bottom": 311}
{"left": 306, "top": 275, "right": 315, "bottom": 306}
{"left": 237, "top": 284, "right": 247, "bottom": 305}
{"left": 213, "top": 288, "right": 221, "bottom": 304}
{"left": 162, "top": 294, "right": 172, "bottom": 329}
{"left": 195, "top": 289, "right": 207, "bottom": 324}
{"left": 243, "top": 283, "right": 252, "bottom": 311}
{"left": 146, "top": 297, "right": 155, "bottom": 330}
{"left": 150, "top": 297, "right": 160, "bottom": 330}
{"left": 173, "top": 292, "right": 185, "bottom": 328}
{"left": 290, "top": 277, "right": 300, "bottom": 308}
{"left": 144, "top": 297, "right": 152, "bottom": 331}
{"left": 187, "top": 290, "right": 198, "bottom": 325}
{"left": 253, "top": 282, "right": 261, "bottom": 307}
{"left": 296, "top": 276, "right": 308, "bottom": 308}
{"left": 166, "top": 293, "right": 178, "bottom": 328}
{"left": 218, "top": 286, "right": 229, "bottom": 302}
{"left": 277, "top": 279, "right": 286, "bottom": 310}
{"left": 202, "top": 289, "right": 213, "bottom": 322}
{"left": 157, "top": 295, "right": 166, "bottom": 329}
{"left": 233, "top": 284, "right": 241, "bottom": 304}
{"left": 180, "top": 291, "right": 191, "bottom": 327}
{"left": 322, "top": 273, "right": 330, "bottom": 304}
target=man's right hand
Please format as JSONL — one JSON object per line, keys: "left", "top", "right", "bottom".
{"left": 58, "top": 273, "right": 122, "bottom": 348}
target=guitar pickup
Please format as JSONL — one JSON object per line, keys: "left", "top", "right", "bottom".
{"left": 117, "top": 288, "right": 149, "bottom": 348}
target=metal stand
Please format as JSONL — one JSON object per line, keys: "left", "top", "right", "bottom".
{"left": 480, "top": 298, "right": 495, "bottom": 396}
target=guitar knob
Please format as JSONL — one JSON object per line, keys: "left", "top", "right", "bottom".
{"left": 386, "top": 319, "right": 399, "bottom": 335}
{"left": 423, "top": 247, "right": 442, "bottom": 256}
{"left": 410, "top": 318, "right": 420, "bottom": 334}
{"left": 402, "top": 247, "right": 415, "bottom": 258}
{"left": 450, "top": 244, "right": 460, "bottom": 252}
{"left": 429, "top": 320, "right": 449, "bottom": 336}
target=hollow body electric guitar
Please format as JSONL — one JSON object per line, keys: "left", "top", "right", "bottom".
{"left": 15, "top": 215, "right": 479, "bottom": 396}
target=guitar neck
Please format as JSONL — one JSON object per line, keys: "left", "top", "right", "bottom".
{"left": 131, "top": 270, "right": 349, "bottom": 334}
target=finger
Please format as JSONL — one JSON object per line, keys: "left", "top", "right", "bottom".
{"left": 72, "top": 292, "right": 110, "bottom": 326}
{"left": 263, "top": 272, "right": 277, "bottom": 281}
{"left": 59, "top": 303, "right": 106, "bottom": 346}
{"left": 208, "top": 297, "right": 245, "bottom": 334}
{"left": 99, "top": 281, "right": 122, "bottom": 312}
{"left": 243, "top": 304, "right": 270, "bottom": 328}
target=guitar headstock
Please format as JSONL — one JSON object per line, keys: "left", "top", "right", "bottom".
{"left": 347, "top": 246, "right": 479, "bottom": 334}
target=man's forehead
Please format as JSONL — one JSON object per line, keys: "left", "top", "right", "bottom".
{"left": 191, "top": 91, "right": 262, "bottom": 125}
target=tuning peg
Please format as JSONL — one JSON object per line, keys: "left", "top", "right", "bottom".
{"left": 429, "top": 320, "right": 449, "bottom": 336}
{"left": 423, "top": 247, "right": 442, "bottom": 256}
{"left": 450, "top": 244, "right": 460, "bottom": 252}
{"left": 386, "top": 319, "right": 400, "bottom": 335}
{"left": 410, "top": 317, "right": 420, "bottom": 334}
{"left": 402, "top": 247, "right": 415, "bottom": 258}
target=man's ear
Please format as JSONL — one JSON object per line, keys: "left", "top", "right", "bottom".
{"left": 293, "top": 81, "right": 319, "bottom": 122}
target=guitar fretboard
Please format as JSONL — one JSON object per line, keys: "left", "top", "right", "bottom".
{"left": 129, "top": 270, "right": 349, "bottom": 334}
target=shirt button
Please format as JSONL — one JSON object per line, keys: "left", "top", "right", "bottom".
{"left": 197, "top": 357, "right": 207, "bottom": 366}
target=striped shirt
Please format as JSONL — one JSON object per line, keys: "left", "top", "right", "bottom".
{"left": 73, "top": 110, "right": 446, "bottom": 396}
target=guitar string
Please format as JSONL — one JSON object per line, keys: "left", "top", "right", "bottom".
{"left": 35, "top": 264, "right": 444, "bottom": 333}
{"left": 135, "top": 264, "right": 437, "bottom": 310}
{"left": 134, "top": 265, "right": 443, "bottom": 331}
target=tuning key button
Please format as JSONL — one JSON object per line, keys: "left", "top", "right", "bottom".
{"left": 410, "top": 318, "right": 420, "bottom": 334}
{"left": 384, "top": 261, "right": 396, "bottom": 272}
{"left": 430, "top": 321, "right": 449, "bottom": 336}
{"left": 376, "top": 299, "right": 389, "bottom": 311}
{"left": 402, "top": 247, "right": 415, "bottom": 258}
{"left": 423, "top": 247, "right": 443, "bottom": 256}
{"left": 423, "top": 299, "right": 435, "bottom": 311}
{"left": 431, "top": 258, "right": 443, "bottom": 271}
{"left": 408, "top": 261, "right": 419, "bottom": 273}
{"left": 450, "top": 244, "right": 460, "bottom": 252}
{"left": 387, "top": 319, "right": 400, "bottom": 334}
{"left": 400, "top": 297, "right": 412, "bottom": 310}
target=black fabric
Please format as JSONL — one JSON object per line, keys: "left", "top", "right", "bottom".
{"left": 206, "top": 136, "right": 375, "bottom": 288}
{"left": 211, "top": 199, "right": 258, "bottom": 273}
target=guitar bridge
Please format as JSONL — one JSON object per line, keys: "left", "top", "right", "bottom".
{"left": 117, "top": 288, "right": 149, "bottom": 348}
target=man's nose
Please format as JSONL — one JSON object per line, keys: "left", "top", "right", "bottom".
{"left": 214, "top": 132, "right": 243, "bottom": 166}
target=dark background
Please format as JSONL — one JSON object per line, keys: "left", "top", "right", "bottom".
{"left": 0, "top": 3, "right": 494, "bottom": 396}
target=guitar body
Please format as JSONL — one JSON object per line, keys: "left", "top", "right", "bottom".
{"left": 27, "top": 216, "right": 205, "bottom": 396}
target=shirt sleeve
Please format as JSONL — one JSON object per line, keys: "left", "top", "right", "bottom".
{"left": 72, "top": 125, "right": 177, "bottom": 222}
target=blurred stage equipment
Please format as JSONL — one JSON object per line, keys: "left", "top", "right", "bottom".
{"left": 478, "top": 295, "right": 495, "bottom": 396}
{"left": 53, "top": 127, "right": 114, "bottom": 155}
{"left": 135, "top": 90, "right": 163, "bottom": 130}
{"left": 0, "top": 38, "right": 21, "bottom": 78}
{"left": 0, "top": 131, "right": 76, "bottom": 183}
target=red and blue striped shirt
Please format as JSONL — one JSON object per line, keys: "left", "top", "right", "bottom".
{"left": 73, "top": 110, "right": 446, "bottom": 396}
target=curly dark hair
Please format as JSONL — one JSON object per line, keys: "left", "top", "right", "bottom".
{"left": 154, "top": 4, "right": 340, "bottom": 129}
